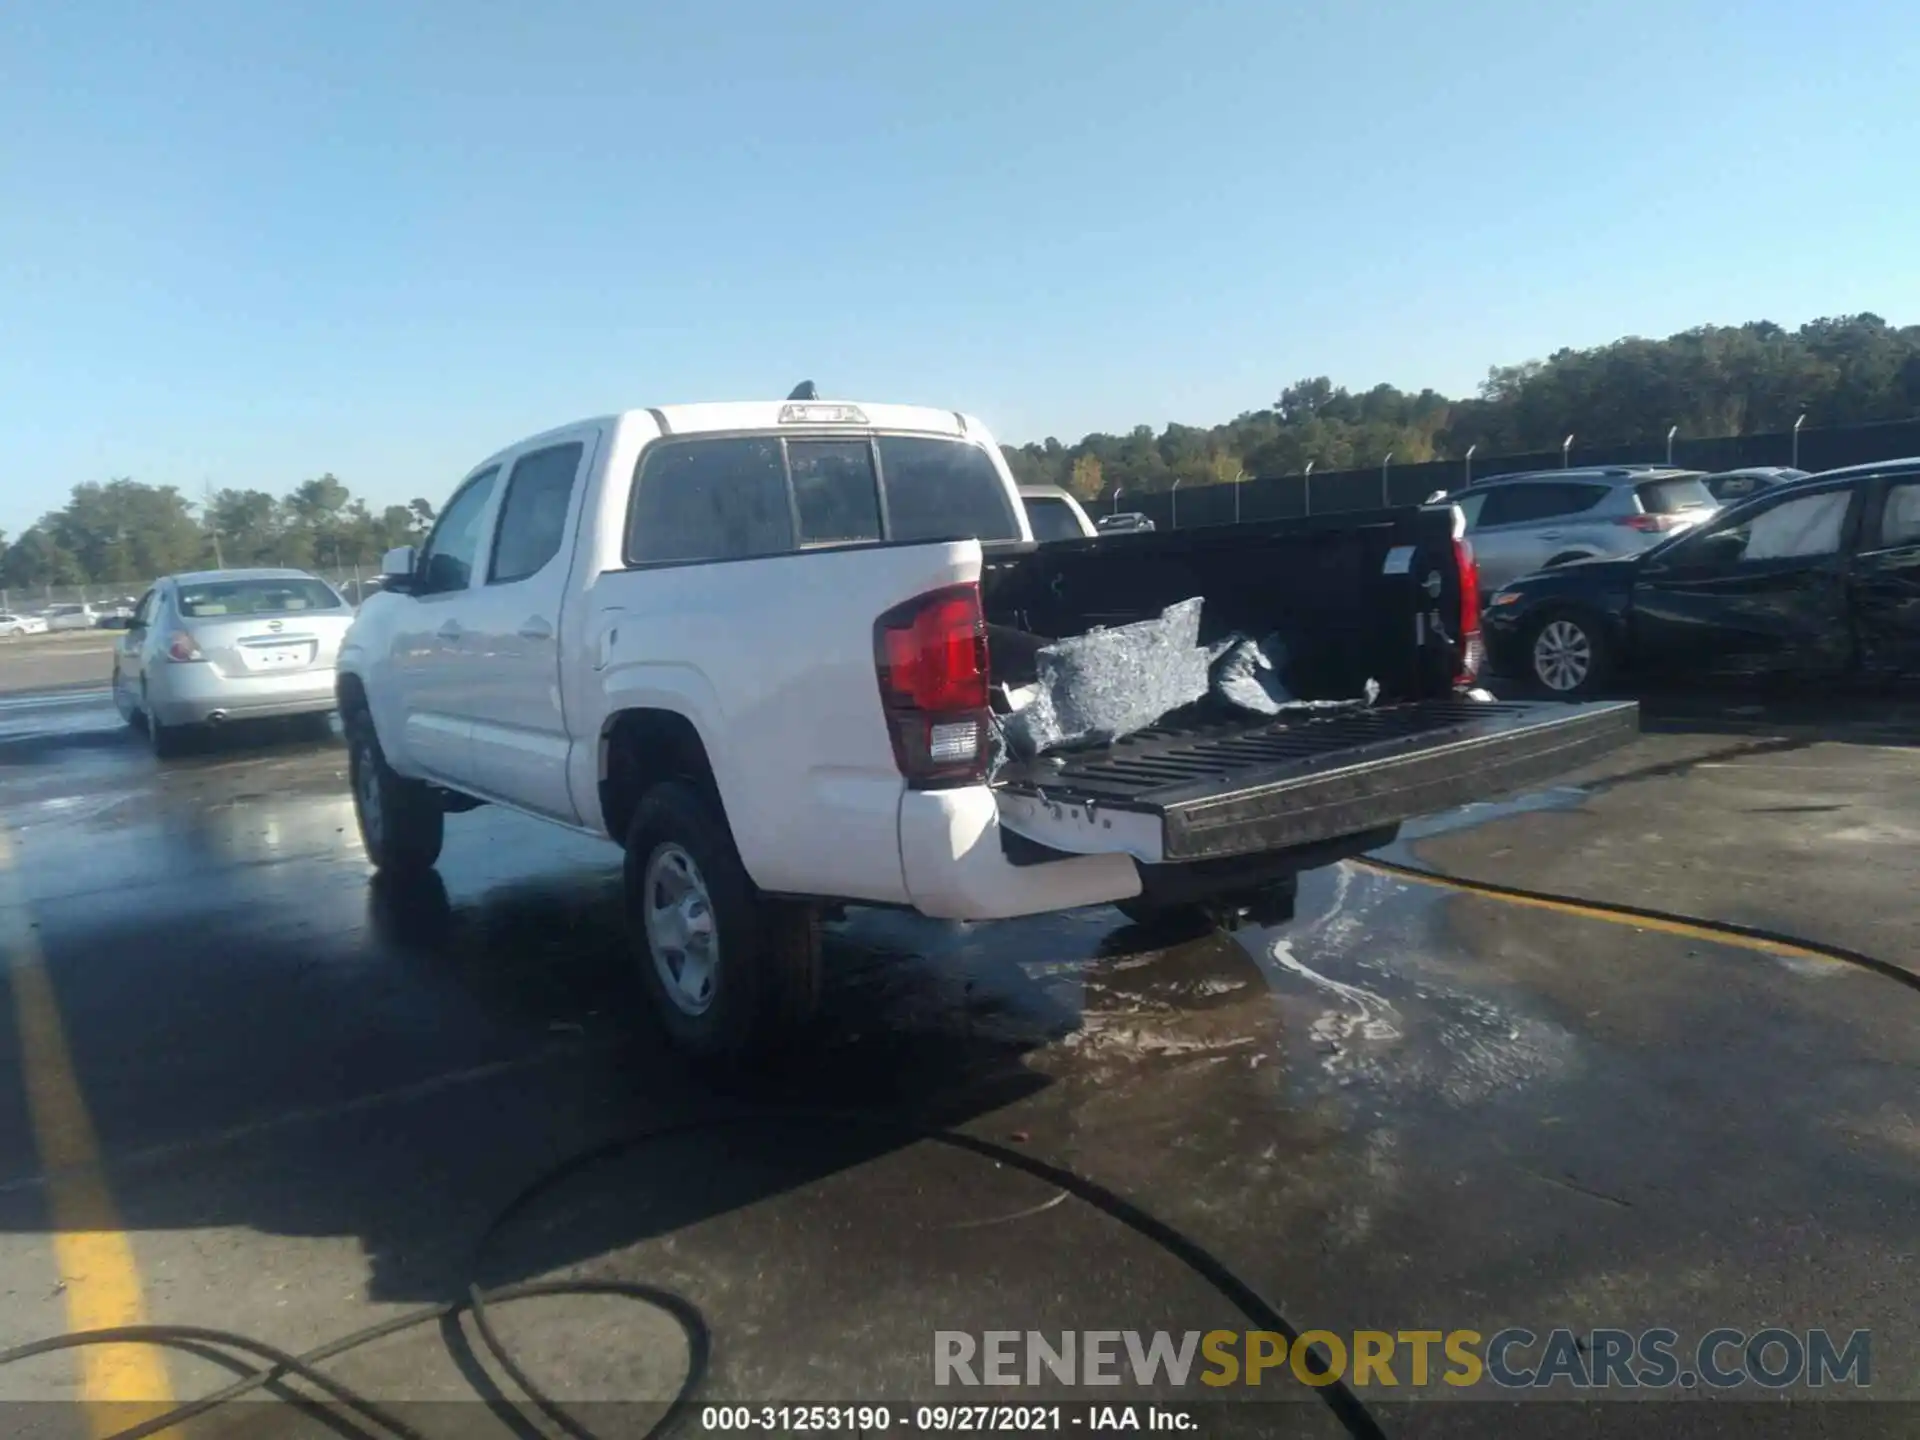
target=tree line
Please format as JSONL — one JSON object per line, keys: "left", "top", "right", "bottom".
{"left": 0, "top": 476, "right": 436, "bottom": 591}
{"left": 1003, "top": 314, "right": 1920, "bottom": 500}
{"left": 5, "top": 313, "right": 1917, "bottom": 588}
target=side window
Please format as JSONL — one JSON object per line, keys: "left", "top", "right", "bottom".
{"left": 1478, "top": 483, "right": 1605, "bottom": 527}
{"left": 1878, "top": 482, "right": 1920, "bottom": 548}
{"left": 416, "top": 467, "right": 502, "bottom": 595}
{"left": 877, "top": 437, "right": 1020, "bottom": 543}
{"left": 1453, "top": 491, "right": 1490, "bottom": 530}
{"left": 1473, "top": 486, "right": 1532, "bottom": 527}
{"left": 628, "top": 438, "right": 794, "bottom": 565}
{"left": 489, "top": 443, "right": 584, "bottom": 585}
{"left": 789, "top": 440, "right": 881, "bottom": 547}
{"left": 130, "top": 590, "right": 157, "bottom": 629}
{"left": 1693, "top": 489, "right": 1852, "bottom": 565}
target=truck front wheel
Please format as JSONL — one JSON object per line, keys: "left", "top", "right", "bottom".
{"left": 623, "top": 781, "right": 820, "bottom": 1068}
{"left": 347, "top": 713, "right": 445, "bottom": 875}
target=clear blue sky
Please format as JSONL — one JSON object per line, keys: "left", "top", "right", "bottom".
{"left": 3, "top": 0, "right": 1916, "bottom": 535}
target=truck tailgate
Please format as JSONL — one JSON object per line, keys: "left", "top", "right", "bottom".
{"left": 993, "top": 699, "right": 1638, "bottom": 863}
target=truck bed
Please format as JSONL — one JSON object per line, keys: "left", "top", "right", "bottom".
{"left": 993, "top": 697, "right": 1638, "bottom": 863}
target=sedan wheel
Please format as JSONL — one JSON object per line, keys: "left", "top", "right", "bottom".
{"left": 1532, "top": 617, "right": 1598, "bottom": 695}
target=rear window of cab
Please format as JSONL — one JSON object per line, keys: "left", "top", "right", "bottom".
{"left": 624, "top": 433, "right": 1021, "bottom": 566}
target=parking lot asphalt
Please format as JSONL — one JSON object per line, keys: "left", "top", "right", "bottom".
{"left": 0, "top": 675, "right": 1915, "bottom": 1437}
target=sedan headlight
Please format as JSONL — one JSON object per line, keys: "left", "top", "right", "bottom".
{"left": 1489, "top": 591, "right": 1524, "bottom": 607}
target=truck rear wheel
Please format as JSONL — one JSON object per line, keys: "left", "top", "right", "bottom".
{"left": 623, "top": 781, "right": 820, "bottom": 1068}
{"left": 347, "top": 712, "right": 444, "bottom": 875}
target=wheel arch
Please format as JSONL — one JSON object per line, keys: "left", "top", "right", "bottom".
{"left": 599, "top": 707, "right": 729, "bottom": 850}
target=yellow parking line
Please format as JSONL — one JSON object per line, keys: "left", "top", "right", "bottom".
{"left": 0, "top": 829, "right": 175, "bottom": 1436}
{"left": 1353, "top": 857, "right": 1835, "bottom": 963}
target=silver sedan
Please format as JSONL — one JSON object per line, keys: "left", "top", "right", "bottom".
{"left": 111, "top": 568, "right": 352, "bottom": 756}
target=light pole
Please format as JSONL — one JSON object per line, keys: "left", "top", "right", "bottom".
{"left": 1303, "top": 460, "right": 1315, "bottom": 516}
{"left": 1562, "top": 434, "right": 1574, "bottom": 469}
{"left": 1171, "top": 476, "right": 1184, "bottom": 529}
{"left": 1464, "top": 444, "right": 1476, "bottom": 488}
{"left": 1792, "top": 413, "right": 1807, "bottom": 469}
{"left": 1666, "top": 425, "right": 1678, "bottom": 466}
{"left": 1381, "top": 452, "right": 1393, "bottom": 507}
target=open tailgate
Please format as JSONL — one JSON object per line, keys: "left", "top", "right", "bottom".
{"left": 993, "top": 698, "right": 1638, "bottom": 864}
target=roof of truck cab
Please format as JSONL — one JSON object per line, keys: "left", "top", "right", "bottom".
{"left": 469, "top": 403, "right": 988, "bottom": 477}
{"left": 635, "top": 401, "right": 975, "bottom": 438}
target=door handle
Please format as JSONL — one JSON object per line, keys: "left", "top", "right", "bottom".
{"left": 1537, "top": 531, "right": 1563, "bottom": 541}
{"left": 518, "top": 617, "right": 554, "bottom": 641}
{"left": 437, "top": 620, "right": 463, "bottom": 641}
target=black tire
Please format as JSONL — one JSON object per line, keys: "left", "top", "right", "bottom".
{"left": 1523, "top": 608, "right": 1612, "bottom": 699}
{"left": 143, "top": 684, "right": 189, "bottom": 759}
{"left": 114, "top": 667, "right": 141, "bottom": 730}
{"left": 297, "top": 710, "right": 339, "bottom": 744}
{"left": 346, "top": 710, "right": 445, "bottom": 874}
{"left": 623, "top": 780, "right": 820, "bottom": 1068}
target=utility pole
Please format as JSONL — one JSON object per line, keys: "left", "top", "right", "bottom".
{"left": 205, "top": 480, "right": 225, "bottom": 569}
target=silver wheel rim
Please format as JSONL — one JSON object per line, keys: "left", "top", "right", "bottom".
{"left": 643, "top": 844, "right": 719, "bottom": 1016}
{"left": 355, "top": 740, "right": 384, "bottom": 850}
{"left": 1534, "top": 619, "right": 1593, "bottom": 692}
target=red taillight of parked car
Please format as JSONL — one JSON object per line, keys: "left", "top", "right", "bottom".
{"left": 874, "top": 583, "right": 991, "bottom": 787}
{"left": 1454, "top": 536, "right": 1484, "bottom": 686}
{"left": 165, "top": 631, "right": 204, "bottom": 663}
{"left": 1617, "top": 513, "right": 1685, "bottom": 533}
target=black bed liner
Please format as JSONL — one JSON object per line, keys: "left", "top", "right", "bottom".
{"left": 993, "top": 698, "right": 1639, "bottom": 862}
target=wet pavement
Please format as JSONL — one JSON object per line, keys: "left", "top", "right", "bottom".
{"left": 0, "top": 682, "right": 1916, "bottom": 1438}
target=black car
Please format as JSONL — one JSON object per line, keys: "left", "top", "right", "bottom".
{"left": 1481, "top": 459, "right": 1920, "bottom": 697}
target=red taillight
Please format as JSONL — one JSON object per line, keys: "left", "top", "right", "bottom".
{"left": 165, "top": 630, "right": 203, "bottom": 663}
{"left": 1618, "top": 512, "right": 1682, "bottom": 533}
{"left": 1454, "top": 537, "right": 1483, "bottom": 685}
{"left": 874, "top": 583, "right": 991, "bottom": 787}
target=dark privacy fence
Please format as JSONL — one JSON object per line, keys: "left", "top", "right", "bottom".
{"left": 1115, "top": 415, "right": 1920, "bottom": 530}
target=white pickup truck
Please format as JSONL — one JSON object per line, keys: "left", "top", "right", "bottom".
{"left": 338, "top": 398, "right": 1636, "bottom": 1064}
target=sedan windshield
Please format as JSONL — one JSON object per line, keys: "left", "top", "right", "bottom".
{"left": 176, "top": 578, "right": 344, "bottom": 618}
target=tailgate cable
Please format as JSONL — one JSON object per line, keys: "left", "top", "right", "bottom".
{"left": 0, "top": 1109, "right": 1389, "bottom": 1440}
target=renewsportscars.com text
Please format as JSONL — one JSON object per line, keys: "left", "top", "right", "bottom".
{"left": 933, "top": 1328, "right": 1871, "bottom": 1391}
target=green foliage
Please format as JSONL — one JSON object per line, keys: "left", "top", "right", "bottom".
{"left": 0, "top": 472, "right": 436, "bottom": 589}
{"left": 1000, "top": 314, "right": 1920, "bottom": 501}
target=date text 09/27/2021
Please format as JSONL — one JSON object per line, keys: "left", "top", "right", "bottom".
{"left": 699, "top": 1404, "right": 1195, "bottom": 1432}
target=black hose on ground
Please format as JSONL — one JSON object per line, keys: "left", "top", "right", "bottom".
{"left": 0, "top": 1110, "right": 1388, "bottom": 1440}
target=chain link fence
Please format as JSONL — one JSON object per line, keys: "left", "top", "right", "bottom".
{"left": 3, "top": 567, "right": 377, "bottom": 619}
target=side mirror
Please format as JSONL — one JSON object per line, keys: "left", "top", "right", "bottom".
{"left": 380, "top": 546, "right": 417, "bottom": 593}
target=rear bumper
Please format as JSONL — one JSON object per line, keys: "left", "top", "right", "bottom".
{"left": 897, "top": 786, "right": 1142, "bottom": 921}
{"left": 147, "top": 664, "right": 339, "bottom": 726}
